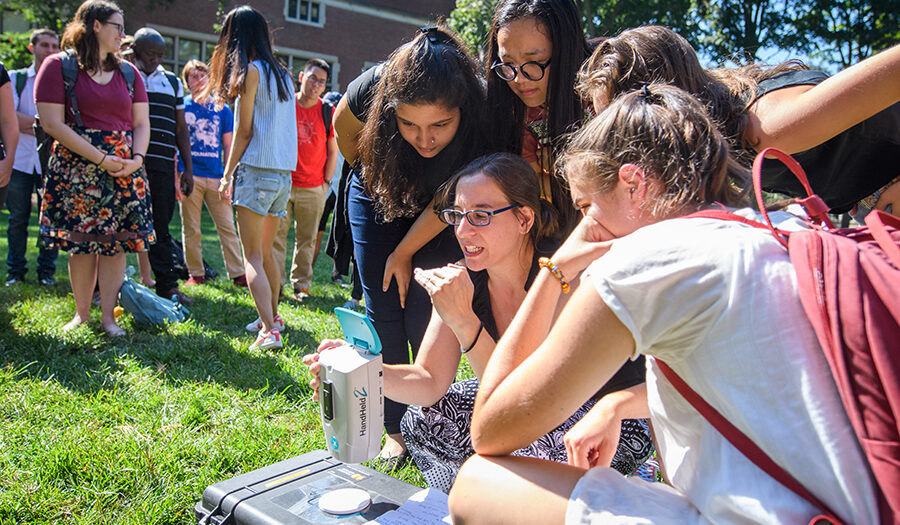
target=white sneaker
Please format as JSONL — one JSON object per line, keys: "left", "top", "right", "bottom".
{"left": 245, "top": 314, "right": 285, "bottom": 333}
{"left": 250, "top": 328, "right": 283, "bottom": 351}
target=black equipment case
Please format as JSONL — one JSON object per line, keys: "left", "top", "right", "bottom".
{"left": 194, "top": 449, "right": 421, "bottom": 524}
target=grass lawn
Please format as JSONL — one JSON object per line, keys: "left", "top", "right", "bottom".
{"left": 0, "top": 201, "right": 432, "bottom": 524}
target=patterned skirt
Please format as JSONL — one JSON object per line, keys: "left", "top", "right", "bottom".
{"left": 400, "top": 378, "right": 655, "bottom": 493}
{"left": 39, "top": 128, "right": 155, "bottom": 256}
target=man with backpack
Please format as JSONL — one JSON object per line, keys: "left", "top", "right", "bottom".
{"left": 131, "top": 28, "right": 195, "bottom": 305}
{"left": 5, "top": 29, "right": 59, "bottom": 287}
{"left": 272, "top": 59, "right": 337, "bottom": 302}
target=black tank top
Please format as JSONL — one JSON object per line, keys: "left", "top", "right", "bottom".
{"left": 752, "top": 70, "right": 900, "bottom": 213}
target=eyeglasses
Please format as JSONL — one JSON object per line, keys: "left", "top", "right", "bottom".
{"left": 491, "top": 59, "right": 551, "bottom": 82}
{"left": 307, "top": 76, "right": 327, "bottom": 86}
{"left": 103, "top": 21, "right": 126, "bottom": 35}
{"left": 438, "top": 204, "right": 521, "bottom": 227}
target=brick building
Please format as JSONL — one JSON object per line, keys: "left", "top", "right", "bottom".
{"left": 117, "top": 0, "right": 456, "bottom": 91}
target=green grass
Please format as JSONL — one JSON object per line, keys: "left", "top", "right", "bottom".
{"left": 0, "top": 203, "right": 429, "bottom": 524}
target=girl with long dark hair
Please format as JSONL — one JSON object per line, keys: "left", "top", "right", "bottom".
{"left": 207, "top": 6, "right": 297, "bottom": 351}
{"left": 485, "top": 0, "right": 591, "bottom": 233}
{"left": 332, "top": 26, "right": 486, "bottom": 462}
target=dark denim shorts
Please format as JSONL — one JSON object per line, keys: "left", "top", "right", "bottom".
{"left": 232, "top": 164, "right": 291, "bottom": 217}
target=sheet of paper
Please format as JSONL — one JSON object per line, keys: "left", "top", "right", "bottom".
{"left": 365, "top": 488, "right": 452, "bottom": 524}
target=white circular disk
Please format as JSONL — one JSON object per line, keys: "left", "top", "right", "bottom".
{"left": 318, "top": 487, "right": 372, "bottom": 515}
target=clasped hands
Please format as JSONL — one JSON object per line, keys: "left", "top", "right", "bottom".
{"left": 99, "top": 154, "right": 141, "bottom": 178}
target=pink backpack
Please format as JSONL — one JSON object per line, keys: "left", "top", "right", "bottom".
{"left": 661, "top": 147, "right": 900, "bottom": 524}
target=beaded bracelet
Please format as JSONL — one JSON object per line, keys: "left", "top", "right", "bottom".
{"left": 460, "top": 322, "right": 484, "bottom": 354}
{"left": 538, "top": 257, "right": 570, "bottom": 294}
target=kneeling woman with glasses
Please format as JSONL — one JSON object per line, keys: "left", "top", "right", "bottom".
{"left": 304, "top": 153, "right": 653, "bottom": 492}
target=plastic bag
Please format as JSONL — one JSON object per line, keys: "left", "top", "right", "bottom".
{"left": 119, "top": 266, "right": 189, "bottom": 324}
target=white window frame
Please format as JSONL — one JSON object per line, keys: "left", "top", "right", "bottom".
{"left": 284, "top": 0, "right": 326, "bottom": 28}
{"left": 148, "top": 26, "right": 219, "bottom": 77}
{"left": 148, "top": 25, "right": 341, "bottom": 92}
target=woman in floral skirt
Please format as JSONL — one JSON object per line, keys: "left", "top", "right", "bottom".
{"left": 35, "top": 0, "right": 152, "bottom": 336}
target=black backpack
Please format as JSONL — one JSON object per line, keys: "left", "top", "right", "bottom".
{"left": 34, "top": 50, "right": 136, "bottom": 173}
{"left": 320, "top": 99, "right": 333, "bottom": 134}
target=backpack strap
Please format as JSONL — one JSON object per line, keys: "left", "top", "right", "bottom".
{"left": 119, "top": 62, "right": 135, "bottom": 99}
{"left": 752, "top": 148, "right": 835, "bottom": 248}
{"left": 654, "top": 358, "right": 842, "bottom": 524}
{"left": 321, "top": 99, "right": 333, "bottom": 136}
{"left": 12, "top": 68, "right": 28, "bottom": 102}
{"left": 163, "top": 71, "right": 180, "bottom": 101}
{"left": 865, "top": 210, "right": 900, "bottom": 268}
{"left": 59, "top": 50, "right": 83, "bottom": 127}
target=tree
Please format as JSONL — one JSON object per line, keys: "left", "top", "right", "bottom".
{"left": 585, "top": 0, "right": 699, "bottom": 46}
{"left": 0, "top": 32, "right": 32, "bottom": 69}
{"left": 447, "top": 0, "right": 497, "bottom": 61}
{"left": 695, "top": 0, "right": 800, "bottom": 63}
{"left": 792, "top": 0, "right": 900, "bottom": 69}
{"left": 3, "top": 0, "right": 82, "bottom": 33}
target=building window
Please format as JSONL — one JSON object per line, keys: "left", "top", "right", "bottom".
{"left": 285, "top": 0, "right": 324, "bottom": 26}
{"left": 277, "top": 54, "right": 336, "bottom": 92}
{"left": 0, "top": 9, "right": 31, "bottom": 33}
{"left": 157, "top": 34, "right": 216, "bottom": 78}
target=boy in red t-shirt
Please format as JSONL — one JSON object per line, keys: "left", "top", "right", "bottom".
{"left": 272, "top": 59, "right": 337, "bottom": 299}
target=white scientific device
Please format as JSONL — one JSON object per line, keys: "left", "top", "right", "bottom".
{"left": 318, "top": 307, "right": 384, "bottom": 464}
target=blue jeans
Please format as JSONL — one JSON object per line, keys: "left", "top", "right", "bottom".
{"left": 5, "top": 169, "right": 57, "bottom": 279}
{"left": 348, "top": 173, "right": 460, "bottom": 434}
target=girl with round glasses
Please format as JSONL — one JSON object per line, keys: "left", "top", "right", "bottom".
{"left": 305, "top": 153, "right": 653, "bottom": 492}
{"left": 485, "top": 0, "right": 592, "bottom": 234}
{"left": 330, "top": 26, "right": 486, "bottom": 464}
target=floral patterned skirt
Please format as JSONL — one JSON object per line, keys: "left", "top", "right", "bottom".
{"left": 39, "top": 128, "right": 155, "bottom": 256}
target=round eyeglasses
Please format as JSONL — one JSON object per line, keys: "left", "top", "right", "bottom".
{"left": 491, "top": 59, "right": 551, "bottom": 82}
{"left": 438, "top": 204, "right": 521, "bottom": 227}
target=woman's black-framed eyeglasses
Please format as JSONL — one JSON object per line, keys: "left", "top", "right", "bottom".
{"left": 103, "top": 21, "right": 126, "bottom": 35}
{"left": 491, "top": 59, "right": 551, "bottom": 82}
{"left": 438, "top": 204, "right": 521, "bottom": 227}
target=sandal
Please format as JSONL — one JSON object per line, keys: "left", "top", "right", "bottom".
{"left": 103, "top": 323, "right": 126, "bottom": 337}
{"left": 376, "top": 450, "right": 410, "bottom": 472}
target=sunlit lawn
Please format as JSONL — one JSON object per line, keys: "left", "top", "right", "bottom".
{"left": 0, "top": 202, "right": 427, "bottom": 524}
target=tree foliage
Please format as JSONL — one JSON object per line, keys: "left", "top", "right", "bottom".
{"left": 447, "top": 0, "right": 497, "bottom": 61}
{"left": 584, "top": 0, "right": 700, "bottom": 49}
{"left": 0, "top": 32, "right": 33, "bottom": 69}
{"left": 3, "top": 0, "right": 83, "bottom": 33}
{"left": 792, "top": 0, "right": 900, "bottom": 69}
{"left": 696, "top": 0, "right": 800, "bottom": 62}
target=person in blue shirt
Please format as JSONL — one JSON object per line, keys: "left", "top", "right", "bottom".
{"left": 178, "top": 59, "right": 246, "bottom": 288}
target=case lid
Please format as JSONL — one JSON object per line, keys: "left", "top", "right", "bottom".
{"left": 334, "top": 307, "right": 382, "bottom": 355}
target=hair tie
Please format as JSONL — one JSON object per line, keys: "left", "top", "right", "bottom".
{"left": 419, "top": 26, "right": 450, "bottom": 45}
{"left": 639, "top": 84, "right": 661, "bottom": 104}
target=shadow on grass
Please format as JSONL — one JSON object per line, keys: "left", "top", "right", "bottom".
{"left": 0, "top": 282, "right": 319, "bottom": 402}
